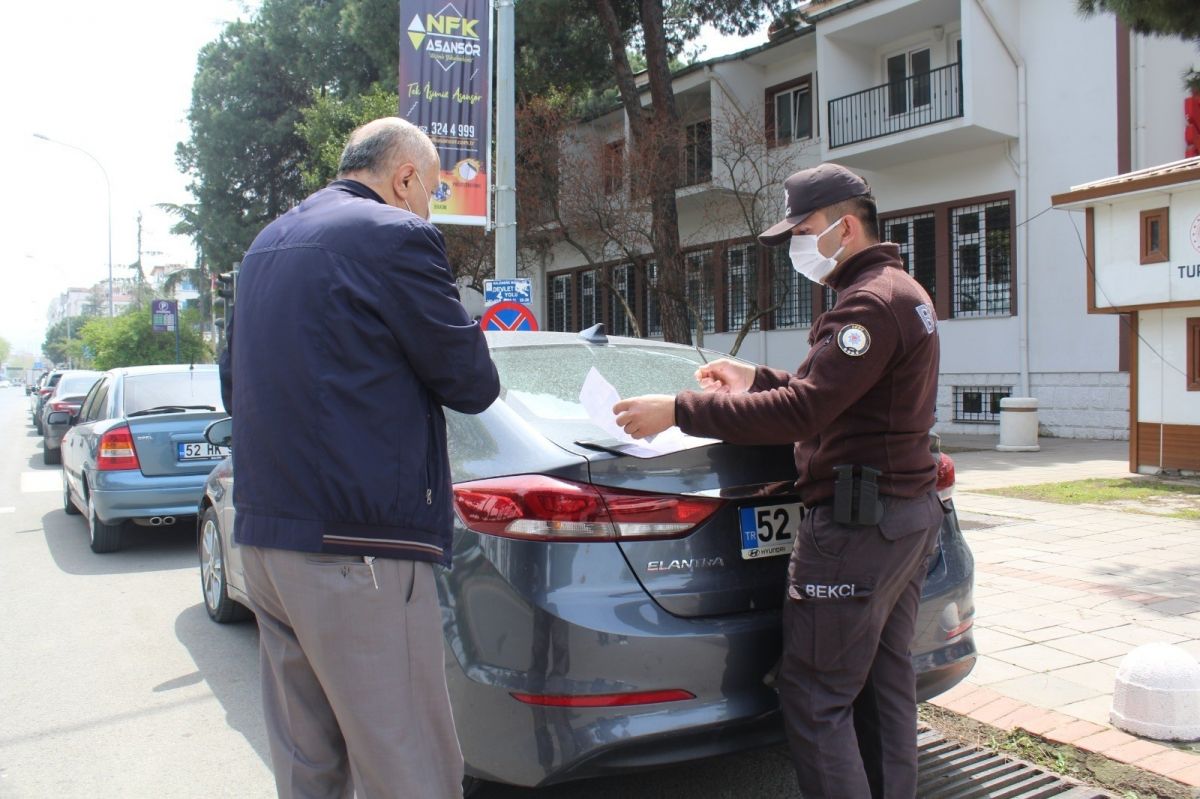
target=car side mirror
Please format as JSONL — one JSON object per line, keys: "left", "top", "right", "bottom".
{"left": 47, "top": 411, "right": 71, "bottom": 425}
{"left": 205, "top": 417, "right": 233, "bottom": 448}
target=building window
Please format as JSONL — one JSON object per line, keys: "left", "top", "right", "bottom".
{"left": 685, "top": 250, "right": 716, "bottom": 334}
{"left": 1140, "top": 208, "right": 1169, "bottom": 264}
{"left": 884, "top": 211, "right": 937, "bottom": 301}
{"left": 725, "top": 244, "right": 759, "bottom": 331}
{"left": 577, "top": 269, "right": 600, "bottom": 331}
{"left": 644, "top": 260, "right": 662, "bottom": 338}
{"left": 774, "top": 83, "right": 813, "bottom": 144}
{"left": 603, "top": 141, "right": 624, "bottom": 196}
{"left": 886, "top": 47, "right": 932, "bottom": 117}
{"left": 771, "top": 246, "right": 813, "bottom": 329}
{"left": 548, "top": 273, "right": 572, "bottom": 332}
{"left": 954, "top": 385, "right": 1011, "bottom": 423}
{"left": 951, "top": 198, "right": 1012, "bottom": 317}
{"left": 682, "top": 120, "right": 712, "bottom": 186}
{"left": 607, "top": 264, "right": 638, "bottom": 337}
{"left": 1188, "top": 317, "right": 1200, "bottom": 392}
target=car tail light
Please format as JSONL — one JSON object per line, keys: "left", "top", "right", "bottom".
{"left": 510, "top": 689, "right": 695, "bottom": 707}
{"left": 452, "top": 475, "right": 723, "bottom": 541}
{"left": 946, "top": 619, "right": 974, "bottom": 640}
{"left": 97, "top": 426, "right": 140, "bottom": 471}
{"left": 49, "top": 401, "right": 78, "bottom": 412}
{"left": 39, "top": 388, "right": 54, "bottom": 397}
{"left": 935, "top": 453, "right": 955, "bottom": 501}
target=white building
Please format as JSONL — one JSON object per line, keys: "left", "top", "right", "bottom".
{"left": 523, "top": 0, "right": 1197, "bottom": 438}
{"left": 1053, "top": 158, "right": 1200, "bottom": 472}
{"left": 46, "top": 288, "right": 92, "bottom": 324}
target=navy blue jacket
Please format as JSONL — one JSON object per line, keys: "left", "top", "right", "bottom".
{"left": 221, "top": 180, "right": 499, "bottom": 566}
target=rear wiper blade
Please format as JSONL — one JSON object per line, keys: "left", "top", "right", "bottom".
{"left": 127, "top": 404, "right": 217, "bottom": 418}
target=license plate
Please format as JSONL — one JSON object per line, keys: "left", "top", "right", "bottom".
{"left": 178, "top": 442, "right": 228, "bottom": 461}
{"left": 738, "top": 503, "right": 803, "bottom": 560}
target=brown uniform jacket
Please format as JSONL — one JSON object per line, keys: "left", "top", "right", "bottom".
{"left": 675, "top": 242, "right": 939, "bottom": 506}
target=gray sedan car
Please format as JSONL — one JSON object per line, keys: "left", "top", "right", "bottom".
{"left": 58, "top": 364, "right": 228, "bottom": 553}
{"left": 40, "top": 370, "right": 102, "bottom": 464}
{"left": 197, "top": 331, "right": 976, "bottom": 791}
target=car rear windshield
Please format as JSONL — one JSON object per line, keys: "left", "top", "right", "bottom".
{"left": 122, "top": 371, "right": 224, "bottom": 416}
{"left": 55, "top": 374, "right": 101, "bottom": 397}
{"left": 489, "top": 343, "right": 736, "bottom": 445}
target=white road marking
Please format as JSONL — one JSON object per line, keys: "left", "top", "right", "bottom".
{"left": 20, "top": 472, "right": 61, "bottom": 494}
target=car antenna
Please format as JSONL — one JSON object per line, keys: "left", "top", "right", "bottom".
{"left": 578, "top": 323, "right": 609, "bottom": 345}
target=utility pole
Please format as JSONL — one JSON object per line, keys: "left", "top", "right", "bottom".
{"left": 493, "top": 0, "right": 516, "bottom": 279}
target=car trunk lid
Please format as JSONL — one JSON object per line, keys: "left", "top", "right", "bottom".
{"left": 127, "top": 411, "right": 230, "bottom": 477}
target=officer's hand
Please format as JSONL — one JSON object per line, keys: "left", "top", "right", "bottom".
{"left": 613, "top": 395, "right": 676, "bottom": 440}
{"left": 695, "top": 358, "right": 755, "bottom": 394}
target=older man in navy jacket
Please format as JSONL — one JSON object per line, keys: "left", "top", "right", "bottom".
{"left": 220, "top": 117, "right": 499, "bottom": 799}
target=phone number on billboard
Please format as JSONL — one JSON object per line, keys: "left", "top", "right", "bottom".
{"left": 429, "top": 122, "right": 476, "bottom": 137}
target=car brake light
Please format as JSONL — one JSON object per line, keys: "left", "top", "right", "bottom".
{"left": 452, "top": 475, "right": 723, "bottom": 541}
{"left": 510, "top": 689, "right": 695, "bottom": 707}
{"left": 97, "top": 426, "right": 140, "bottom": 471}
{"left": 946, "top": 619, "right": 974, "bottom": 640}
{"left": 49, "top": 401, "right": 77, "bottom": 412}
{"left": 936, "top": 453, "right": 955, "bottom": 501}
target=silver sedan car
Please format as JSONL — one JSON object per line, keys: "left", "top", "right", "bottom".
{"left": 197, "top": 332, "right": 976, "bottom": 792}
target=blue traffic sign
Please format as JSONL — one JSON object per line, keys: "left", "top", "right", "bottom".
{"left": 484, "top": 278, "right": 532, "bottom": 306}
{"left": 480, "top": 301, "right": 539, "bottom": 332}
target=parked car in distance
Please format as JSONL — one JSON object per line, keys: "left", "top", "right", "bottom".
{"left": 196, "top": 330, "right": 977, "bottom": 792}
{"left": 0, "top": 379, "right": 12, "bottom": 389}
{"left": 57, "top": 364, "right": 227, "bottom": 553}
{"left": 31, "top": 370, "right": 64, "bottom": 434}
{"left": 41, "top": 370, "right": 103, "bottom": 465}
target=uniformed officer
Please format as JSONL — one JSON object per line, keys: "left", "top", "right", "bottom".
{"left": 613, "top": 163, "right": 944, "bottom": 799}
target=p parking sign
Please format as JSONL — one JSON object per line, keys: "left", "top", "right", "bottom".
{"left": 152, "top": 300, "right": 178, "bottom": 333}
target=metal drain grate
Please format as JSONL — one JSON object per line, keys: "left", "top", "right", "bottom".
{"left": 918, "top": 729, "right": 1110, "bottom": 798}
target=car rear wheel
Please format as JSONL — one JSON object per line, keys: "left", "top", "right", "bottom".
{"left": 43, "top": 442, "right": 61, "bottom": 465}
{"left": 200, "top": 507, "right": 250, "bottom": 623}
{"left": 87, "top": 488, "right": 122, "bottom": 553}
{"left": 62, "top": 471, "right": 80, "bottom": 515}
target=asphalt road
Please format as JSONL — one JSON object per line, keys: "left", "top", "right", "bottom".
{"left": 0, "top": 386, "right": 802, "bottom": 798}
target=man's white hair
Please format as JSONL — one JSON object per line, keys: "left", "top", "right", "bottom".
{"left": 337, "top": 117, "right": 438, "bottom": 178}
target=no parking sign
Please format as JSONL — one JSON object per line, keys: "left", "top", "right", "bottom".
{"left": 480, "top": 301, "right": 538, "bottom": 332}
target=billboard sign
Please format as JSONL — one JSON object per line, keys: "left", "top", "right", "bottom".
{"left": 400, "top": 0, "right": 492, "bottom": 227}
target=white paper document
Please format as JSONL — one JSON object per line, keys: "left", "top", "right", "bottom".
{"left": 578, "top": 367, "right": 717, "bottom": 457}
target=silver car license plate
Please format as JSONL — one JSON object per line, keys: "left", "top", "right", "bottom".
{"left": 738, "top": 503, "right": 802, "bottom": 560}
{"left": 178, "top": 442, "right": 228, "bottom": 461}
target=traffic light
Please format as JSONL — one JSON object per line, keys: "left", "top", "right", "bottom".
{"left": 215, "top": 271, "right": 237, "bottom": 303}
{"left": 1187, "top": 90, "right": 1200, "bottom": 158}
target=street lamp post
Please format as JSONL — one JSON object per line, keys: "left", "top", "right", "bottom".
{"left": 33, "top": 133, "right": 114, "bottom": 318}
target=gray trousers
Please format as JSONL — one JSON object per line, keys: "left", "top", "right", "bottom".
{"left": 240, "top": 545, "right": 464, "bottom": 799}
{"left": 778, "top": 492, "right": 944, "bottom": 799}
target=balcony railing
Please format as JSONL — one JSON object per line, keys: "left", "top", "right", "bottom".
{"left": 828, "top": 62, "right": 963, "bottom": 149}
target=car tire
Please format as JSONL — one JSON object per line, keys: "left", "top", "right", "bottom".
{"left": 199, "top": 506, "right": 251, "bottom": 623}
{"left": 87, "top": 488, "right": 122, "bottom": 553}
{"left": 43, "top": 443, "right": 61, "bottom": 466}
{"left": 63, "top": 471, "right": 81, "bottom": 515}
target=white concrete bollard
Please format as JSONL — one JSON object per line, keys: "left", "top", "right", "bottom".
{"left": 996, "top": 397, "right": 1040, "bottom": 452}
{"left": 1110, "top": 642, "right": 1200, "bottom": 741}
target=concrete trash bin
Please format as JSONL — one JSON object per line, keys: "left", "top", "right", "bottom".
{"left": 996, "top": 397, "right": 1039, "bottom": 452}
{"left": 1110, "top": 643, "right": 1200, "bottom": 741}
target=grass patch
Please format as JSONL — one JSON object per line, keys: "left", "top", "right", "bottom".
{"left": 977, "top": 477, "right": 1200, "bottom": 521}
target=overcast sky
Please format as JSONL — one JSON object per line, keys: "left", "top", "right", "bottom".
{"left": 0, "top": 2, "right": 759, "bottom": 358}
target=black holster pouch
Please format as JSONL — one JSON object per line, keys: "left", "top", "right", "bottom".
{"left": 832, "top": 465, "right": 885, "bottom": 526}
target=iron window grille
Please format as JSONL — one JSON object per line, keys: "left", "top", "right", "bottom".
{"left": 685, "top": 250, "right": 716, "bottom": 334}
{"left": 607, "top": 263, "right": 638, "bottom": 337}
{"left": 577, "top": 269, "right": 601, "bottom": 330}
{"left": 884, "top": 211, "right": 938, "bottom": 302}
{"left": 644, "top": 260, "right": 662, "bottom": 338}
{"left": 951, "top": 199, "right": 1012, "bottom": 317}
{"left": 725, "top": 244, "right": 759, "bottom": 331}
{"left": 771, "top": 246, "right": 813, "bottom": 329}
{"left": 953, "top": 385, "right": 1011, "bottom": 423}
{"left": 682, "top": 120, "right": 712, "bottom": 187}
{"left": 548, "top": 273, "right": 572, "bottom": 332}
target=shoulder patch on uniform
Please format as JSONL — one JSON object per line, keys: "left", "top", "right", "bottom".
{"left": 915, "top": 303, "right": 936, "bottom": 334}
{"left": 837, "top": 324, "right": 871, "bottom": 356}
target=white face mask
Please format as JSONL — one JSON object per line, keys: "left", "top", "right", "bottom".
{"left": 788, "top": 217, "right": 846, "bottom": 284}
{"left": 404, "top": 170, "right": 432, "bottom": 220}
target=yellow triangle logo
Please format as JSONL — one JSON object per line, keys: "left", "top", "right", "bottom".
{"left": 408, "top": 30, "right": 425, "bottom": 49}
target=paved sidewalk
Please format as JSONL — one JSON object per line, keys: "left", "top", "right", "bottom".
{"left": 928, "top": 435, "right": 1200, "bottom": 791}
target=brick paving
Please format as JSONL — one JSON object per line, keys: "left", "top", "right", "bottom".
{"left": 928, "top": 435, "right": 1200, "bottom": 790}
